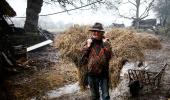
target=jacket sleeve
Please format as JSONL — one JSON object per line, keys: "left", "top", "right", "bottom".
{"left": 81, "top": 41, "right": 91, "bottom": 57}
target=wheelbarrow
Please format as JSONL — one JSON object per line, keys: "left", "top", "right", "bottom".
{"left": 128, "top": 63, "right": 168, "bottom": 96}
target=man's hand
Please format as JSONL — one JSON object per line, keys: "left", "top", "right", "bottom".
{"left": 87, "top": 39, "right": 92, "bottom": 47}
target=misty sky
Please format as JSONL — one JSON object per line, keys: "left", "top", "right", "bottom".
{"left": 7, "top": 0, "right": 156, "bottom": 28}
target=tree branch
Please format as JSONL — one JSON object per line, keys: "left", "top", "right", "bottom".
{"left": 139, "top": 0, "right": 155, "bottom": 19}
{"left": 128, "top": 0, "right": 137, "bottom": 7}
{"left": 115, "top": 6, "right": 134, "bottom": 19}
{"left": 140, "top": 0, "right": 147, "bottom": 5}
{"left": 14, "top": 0, "right": 103, "bottom": 18}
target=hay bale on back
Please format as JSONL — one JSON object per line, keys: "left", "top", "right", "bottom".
{"left": 109, "top": 57, "right": 126, "bottom": 88}
{"left": 106, "top": 29, "right": 161, "bottom": 88}
{"left": 54, "top": 25, "right": 90, "bottom": 59}
{"left": 54, "top": 26, "right": 161, "bottom": 90}
{"left": 54, "top": 25, "right": 91, "bottom": 90}
{"left": 106, "top": 28, "right": 161, "bottom": 50}
{"left": 108, "top": 31, "right": 144, "bottom": 88}
{"left": 134, "top": 32, "right": 162, "bottom": 49}
{"left": 105, "top": 28, "right": 135, "bottom": 40}
{"left": 111, "top": 32, "right": 144, "bottom": 61}
{"left": 77, "top": 65, "right": 88, "bottom": 91}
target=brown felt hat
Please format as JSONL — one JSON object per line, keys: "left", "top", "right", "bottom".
{"left": 89, "top": 22, "right": 105, "bottom": 33}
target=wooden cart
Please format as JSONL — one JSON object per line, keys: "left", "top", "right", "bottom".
{"left": 128, "top": 63, "right": 168, "bottom": 95}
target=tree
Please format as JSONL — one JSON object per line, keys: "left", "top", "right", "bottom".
{"left": 24, "top": 0, "right": 104, "bottom": 32}
{"left": 154, "top": 0, "right": 170, "bottom": 26}
{"left": 113, "top": 0, "right": 155, "bottom": 28}
{"left": 24, "top": 0, "right": 43, "bottom": 32}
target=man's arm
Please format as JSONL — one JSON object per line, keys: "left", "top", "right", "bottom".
{"left": 81, "top": 38, "right": 92, "bottom": 55}
{"left": 78, "top": 39, "right": 93, "bottom": 66}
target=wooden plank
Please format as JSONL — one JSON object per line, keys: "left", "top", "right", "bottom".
{"left": 27, "top": 40, "right": 53, "bottom": 52}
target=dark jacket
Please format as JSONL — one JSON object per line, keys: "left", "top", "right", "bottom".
{"left": 82, "top": 38, "right": 113, "bottom": 77}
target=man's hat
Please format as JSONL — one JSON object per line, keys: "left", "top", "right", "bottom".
{"left": 89, "top": 22, "right": 105, "bottom": 33}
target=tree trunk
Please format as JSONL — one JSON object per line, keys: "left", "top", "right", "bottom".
{"left": 164, "top": 0, "right": 168, "bottom": 27}
{"left": 24, "top": 0, "right": 43, "bottom": 32}
{"left": 135, "top": 0, "right": 140, "bottom": 29}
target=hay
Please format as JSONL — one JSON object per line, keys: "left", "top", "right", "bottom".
{"left": 107, "top": 30, "right": 144, "bottom": 88}
{"left": 134, "top": 32, "right": 162, "bottom": 49}
{"left": 6, "top": 73, "right": 65, "bottom": 99}
{"left": 109, "top": 31, "right": 144, "bottom": 61}
{"left": 54, "top": 26, "right": 161, "bottom": 89}
{"left": 106, "top": 28, "right": 161, "bottom": 50}
{"left": 55, "top": 59, "right": 78, "bottom": 83}
{"left": 105, "top": 28, "right": 135, "bottom": 40}
{"left": 7, "top": 77, "right": 53, "bottom": 99}
{"left": 54, "top": 25, "right": 91, "bottom": 59}
{"left": 54, "top": 25, "right": 92, "bottom": 91}
{"left": 109, "top": 57, "right": 126, "bottom": 88}
{"left": 77, "top": 65, "right": 88, "bottom": 91}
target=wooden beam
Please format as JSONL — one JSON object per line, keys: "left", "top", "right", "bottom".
{"left": 27, "top": 39, "right": 53, "bottom": 52}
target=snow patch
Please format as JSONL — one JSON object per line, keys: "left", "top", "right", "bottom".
{"left": 47, "top": 82, "right": 80, "bottom": 99}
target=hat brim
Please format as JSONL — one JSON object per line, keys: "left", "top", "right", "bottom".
{"left": 89, "top": 28, "right": 105, "bottom": 33}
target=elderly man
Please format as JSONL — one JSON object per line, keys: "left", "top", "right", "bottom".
{"left": 81, "top": 22, "right": 113, "bottom": 100}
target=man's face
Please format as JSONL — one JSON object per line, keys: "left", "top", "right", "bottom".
{"left": 92, "top": 31, "right": 104, "bottom": 40}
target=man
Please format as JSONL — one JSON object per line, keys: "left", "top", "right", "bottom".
{"left": 81, "top": 22, "right": 112, "bottom": 100}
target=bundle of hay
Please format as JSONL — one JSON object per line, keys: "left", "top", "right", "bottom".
{"left": 106, "top": 28, "right": 161, "bottom": 50}
{"left": 109, "top": 57, "right": 126, "bottom": 88}
{"left": 77, "top": 64, "right": 88, "bottom": 91}
{"left": 110, "top": 31, "right": 144, "bottom": 60}
{"left": 54, "top": 25, "right": 90, "bottom": 60}
{"left": 54, "top": 26, "right": 161, "bottom": 90}
{"left": 106, "top": 29, "right": 144, "bottom": 88}
{"left": 106, "top": 29, "right": 161, "bottom": 88}
{"left": 54, "top": 25, "right": 91, "bottom": 90}
{"left": 134, "top": 32, "right": 162, "bottom": 49}
{"left": 105, "top": 28, "right": 135, "bottom": 40}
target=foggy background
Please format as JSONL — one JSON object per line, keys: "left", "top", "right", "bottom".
{"left": 7, "top": 0, "right": 156, "bottom": 30}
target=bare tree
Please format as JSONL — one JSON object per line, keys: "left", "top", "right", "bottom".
{"left": 24, "top": 0, "right": 104, "bottom": 32}
{"left": 114, "top": 0, "right": 155, "bottom": 28}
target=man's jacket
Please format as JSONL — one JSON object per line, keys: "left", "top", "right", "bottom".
{"left": 81, "top": 38, "right": 113, "bottom": 77}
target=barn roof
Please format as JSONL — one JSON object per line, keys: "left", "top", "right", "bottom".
{"left": 0, "top": 0, "right": 16, "bottom": 17}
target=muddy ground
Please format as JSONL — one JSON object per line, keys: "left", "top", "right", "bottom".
{"left": 4, "top": 34, "right": 170, "bottom": 100}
